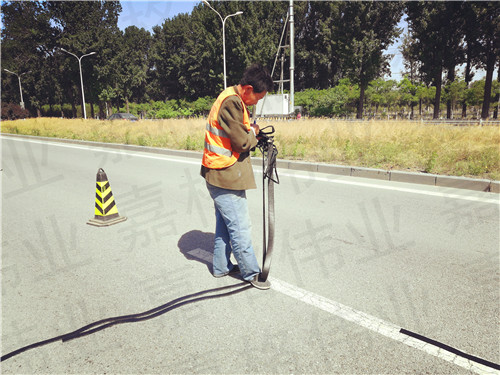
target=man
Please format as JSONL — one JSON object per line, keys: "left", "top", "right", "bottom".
{"left": 201, "top": 64, "right": 273, "bottom": 290}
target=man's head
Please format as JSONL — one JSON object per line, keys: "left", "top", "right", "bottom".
{"left": 238, "top": 63, "right": 274, "bottom": 106}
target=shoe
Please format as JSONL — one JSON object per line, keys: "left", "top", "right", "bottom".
{"left": 249, "top": 274, "right": 271, "bottom": 290}
{"left": 213, "top": 265, "right": 240, "bottom": 278}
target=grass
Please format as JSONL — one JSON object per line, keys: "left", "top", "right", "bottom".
{"left": 2, "top": 117, "right": 499, "bottom": 180}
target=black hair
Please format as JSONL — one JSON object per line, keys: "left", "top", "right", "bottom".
{"left": 239, "top": 63, "right": 274, "bottom": 93}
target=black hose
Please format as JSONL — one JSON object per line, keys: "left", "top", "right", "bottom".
{"left": 257, "top": 126, "right": 279, "bottom": 281}
{"left": 1, "top": 283, "right": 250, "bottom": 362}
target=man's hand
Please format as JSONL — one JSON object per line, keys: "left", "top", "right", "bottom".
{"left": 251, "top": 122, "right": 260, "bottom": 136}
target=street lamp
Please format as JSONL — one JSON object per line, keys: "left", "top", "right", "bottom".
{"left": 61, "top": 48, "right": 96, "bottom": 119}
{"left": 202, "top": 0, "right": 243, "bottom": 89}
{"left": 4, "top": 69, "right": 30, "bottom": 109}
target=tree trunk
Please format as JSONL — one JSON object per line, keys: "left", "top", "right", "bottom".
{"left": 357, "top": 84, "right": 365, "bottom": 119}
{"left": 493, "top": 62, "right": 499, "bottom": 119}
{"left": 433, "top": 69, "right": 442, "bottom": 119}
{"left": 462, "top": 51, "right": 473, "bottom": 118}
{"left": 446, "top": 67, "right": 455, "bottom": 119}
{"left": 481, "top": 49, "right": 495, "bottom": 119}
{"left": 99, "top": 101, "right": 106, "bottom": 120}
{"left": 69, "top": 88, "right": 77, "bottom": 118}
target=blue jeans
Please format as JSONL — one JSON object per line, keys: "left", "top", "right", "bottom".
{"left": 206, "top": 182, "right": 260, "bottom": 281}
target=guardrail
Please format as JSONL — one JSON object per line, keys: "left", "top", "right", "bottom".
{"left": 328, "top": 118, "right": 500, "bottom": 126}
{"left": 257, "top": 117, "right": 500, "bottom": 125}
{"left": 419, "top": 119, "right": 500, "bottom": 126}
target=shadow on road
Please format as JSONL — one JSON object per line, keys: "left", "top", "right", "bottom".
{"left": 2, "top": 231, "right": 253, "bottom": 363}
{"left": 1, "top": 282, "right": 250, "bottom": 362}
{"left": 177, "top": 230, "right": 244, "bottom": 283}
{"left": 177, "top": 229, "right": 214, "bottom": 273}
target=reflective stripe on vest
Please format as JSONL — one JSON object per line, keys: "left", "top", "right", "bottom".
{"left": 202, "top": 87, "right": 250, "bottom": 169}
{"left": 204, "top": 141, "right": 232, "bottom": 157}
{"left": 205, "top": 122, "right": 229, "bottom": 138}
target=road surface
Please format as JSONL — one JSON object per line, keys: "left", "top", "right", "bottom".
{"left": 2, "top": 135, "right": 499, "bottom": 374}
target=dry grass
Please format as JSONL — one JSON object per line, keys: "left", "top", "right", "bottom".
{"left": 265, "top": 118, "right": 500, "bottom": 180}
{"left": 1, "top": 117, "right": 206, "bottom": 150}
{"left": 2, "top": 117, "right": 499, "bottom": 180}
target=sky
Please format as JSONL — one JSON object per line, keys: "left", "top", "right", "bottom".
{"left": 118, "top": 1, "right": 199, "bottom": 31}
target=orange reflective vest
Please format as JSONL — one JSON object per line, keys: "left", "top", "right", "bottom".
{"left": 202, "top": 87, "right": 251, "bottom": 169}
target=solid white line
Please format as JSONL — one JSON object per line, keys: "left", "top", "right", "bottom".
{"left": 0, "top": 136, "right": 201, "bottom": 165}
{"left": 279, "top": 171, "right": 499, "bottom": 205}
{"left": 3, "top": 136, "right": 498, "bottom": 204}
{"left": 269, "top": 277, "right": 499, "bottom": 375}
{"left": 187, "top": 247, "right": 498, "bottom": 374}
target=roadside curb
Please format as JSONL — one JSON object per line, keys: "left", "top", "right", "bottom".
{"left": 2, "top": 133, "right": 498, "bottom": 194}
{"left": 274, "top": 159, "right": 496, "bottom": 193}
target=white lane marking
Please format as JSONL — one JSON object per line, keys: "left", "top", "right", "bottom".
{"left": 1, "top": 135, "right": 201, "bottom": 165}
{"left": 279, "top": 171, "right": 499, "bottom": 205}
{"left": 188, "top": 247, "right": 498, "bottom": 374}
{"left": 3, "top": 136, "right": 499, "bottom": 205}
{"left": 270, "top": 277, "right": 499, "bottom": 375}
{"left": 187, "top": 247, "right": 498, "bottom": 374}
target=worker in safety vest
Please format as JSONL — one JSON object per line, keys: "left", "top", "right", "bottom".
{"left": 201, "top": 64, "right": 273, "bottom": 290}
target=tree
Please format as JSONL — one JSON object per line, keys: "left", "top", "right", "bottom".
{"left": 113, "top": 26, "right": 152, "bottom": 112}
{"left": 294, "top": 78, "right": 358, "bottom": 117}
{"left": 150, "top": 13, "right": 198, "bottom": 99}
{"left": 472, "top": 2, "right": 500, "bottom": 119}
{"left": 230, "top": 1, "right": 286, "bottom": 82}
{"left": 460, "top": 2, "right": 481, "bottom": 118}
{"left": 400, "top": 31, "right": 421, "bottom": 84}
{"left": 337, "top": 2, "right": 404, "bottom": 119}
{"left": 442, "top": 78, "right": 467, "bottom": 119}
{"left": 1, "top": 1, "right": 54, "bottom": 116}
{"left": 366, "top": 78, "right": 394, "bottom": 116}
{"left": 48, "top": 0, "right": 122, "bottom": 118}
{"left": 415, "top": 84, "right": 436, "bottom": 118}
{"left": 398, "top": 77, "right": 418, "bottom": 119}
{"left": 494, "top": 64, "right": 500, "bottom": 119}
{"left": 465, "top": 79, "right": 486, "bottom": 117}
{"left": 294, "top": 1, "right": 342, "bottom": 90}
{"left": 406, "top": 2, "right": 465, "bottom": 119}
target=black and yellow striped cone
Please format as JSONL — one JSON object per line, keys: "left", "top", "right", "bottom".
{"left": 87, "top": 168, "right": 127, "bottom": 227}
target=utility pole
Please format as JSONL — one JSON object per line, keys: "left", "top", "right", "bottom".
{"left": 203, "top": 0, "right": 243, "bottom": 89}
{"left": 61, "top": 48, "right": 96, "bottom": 119}
{"left": 4, "top": 69, "right": 30, "bottom": 109}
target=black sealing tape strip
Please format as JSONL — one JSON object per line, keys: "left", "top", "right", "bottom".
{"left": 399, "top": 328, "right": 500, "bottom": 370}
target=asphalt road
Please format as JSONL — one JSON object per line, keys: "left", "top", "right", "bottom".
{"left": 2, "top": 135, "right": 499, "bottom": 374}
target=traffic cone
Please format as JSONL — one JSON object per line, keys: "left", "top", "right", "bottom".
{"left": 87, "top": 168, "right": 127, "bottom": 227}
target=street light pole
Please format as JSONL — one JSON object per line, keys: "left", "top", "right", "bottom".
{"left": 61, "top": 48, "right": 96, "bottom": 119}
{"left": 202, "top": 0, "right": 243, "bottom": 89}
{"left": 4, "top": 69, "right": 30, "bottom": 109}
